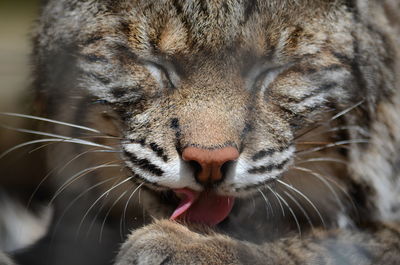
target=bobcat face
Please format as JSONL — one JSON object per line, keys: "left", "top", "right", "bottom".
{"left": 35, "top": 0, "right": 395, "bottom": 221}
{"left": 117, "top": 56, "right": 295, "bottom": 196}
{"left": 70, "top": 1, "right": 357, "bottom": 197}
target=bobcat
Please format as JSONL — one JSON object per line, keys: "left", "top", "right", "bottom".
{"left": 2, "top": 0, "right": 400, "bottom": 264}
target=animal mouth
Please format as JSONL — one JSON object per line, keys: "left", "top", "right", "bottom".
{"left": 169, "top": 188, "right": 235, "bottom": 226}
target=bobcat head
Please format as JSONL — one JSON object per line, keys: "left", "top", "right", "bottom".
{"left": 33, "top": 0, "right": 396, "bottom": 224}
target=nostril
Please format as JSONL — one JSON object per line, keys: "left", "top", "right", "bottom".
{"left": 220, "top": 160, "right": 234, "bottom": 178}
{"left": 189, "top": 160, "right": 202, "bottom": 175}
{"left": 182, "top": 146, "right": 239, "bottom": 184}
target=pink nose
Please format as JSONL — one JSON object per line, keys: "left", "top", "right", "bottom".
{"left": 182, "top": 146, "right": 239, "bottom": 184}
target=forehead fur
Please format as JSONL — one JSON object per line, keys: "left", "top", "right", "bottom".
{"left": 111, "top": 0, "right": 335, "bottom": 55}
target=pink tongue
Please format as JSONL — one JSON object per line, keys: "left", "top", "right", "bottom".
{"left": 170, "top": 188, "right": 234, "bottom": 226}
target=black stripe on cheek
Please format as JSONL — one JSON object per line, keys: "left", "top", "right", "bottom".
{"left": 128, "top": 169, "right": 162, "bottom": 187}
{"left": 149, "top": 142, "right": 169, "bottom": 162}
{"left": 252, "top": 149, "right": 276, "bottom": 161}
{"left": 252, "top": 146, "right": 288, "bottom": 161}
{"left": 248, "top": 158, "right": 290, "bottom": 174}
{"left": 124, "top": 150, "right": 164, "bottom": 176}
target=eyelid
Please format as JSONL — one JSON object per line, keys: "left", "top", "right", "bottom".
{"left": 145, "top": 63, "right": 164, "bottom": 86}
{"left": 114, "top": 45, "right": 179, "bottom": 88}
{"left": 143, "top": 60, "right": 179, "bottom": 89}
{"left": 247, "top": 64, "right": 287, "bottom": 91}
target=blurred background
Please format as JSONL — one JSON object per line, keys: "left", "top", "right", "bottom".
{"left": 0, "top": 0, "right": 39, "bottom": 113}
{"left": 0, "top": 4, "right": 126, "bottom": 263}
{"left": 0, "top": 0, "right": 42, "bottom": 191}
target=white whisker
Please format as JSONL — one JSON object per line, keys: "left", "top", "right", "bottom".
{"left": 292, "top": 166, "right": 358, "bottom": 217}
{"left": 58, "top": 150, "right": 121, "bottom": 176}
{"left": 50, "top": 162, "right": 121, "bottom": 204}
{"left": 79, "top": 135, "right": 122, "bottom": 140}
{"left": 294, "top": 100, "right": 365, "bottom": 140}
{"left": 76, "top": 176, "right": 133, "bottom": 237}
{"left": 329, "top": 99, "right": 364, "bottom": 121}
{"left": 27, "top": 149, "right": 120, "bottom": 209}
{"left": 86, "top": 177, "right": 124, "bottom": 238}
{"left": 0, "top": 138, "right": 113, "bottom": 160}
{"left": 277, "top": 179, "right": 326, "bottom": 228}
{"left": 251, "top": 196, "right": 256, "bottom": 213}
{"left": 50, "top": 176, "right": 118, "bottom": 243}
{"left": 274, "top": 191, "right": 302, "bottom": 236}
{"left": 257, "top": 188, "right": 274, "bottom": 217}
{"left": 325, "top": 125, "right": 370, "bottom": 137}
{"left": 296, "top": 125, "right": 370, "bottom": 140}
{"left": 120, "top": 182, "right": 144, "bottom": 238}
{"left": 296, "top": 157, "right": 347, "bottom": 165}
{"left": 1, "top": 124, "right": 121, "bottom": 154}
{"left": 27, "top": 140, "right": 118, "bottom": 154}
{"left": 0, "top": 112, "right": 101, "bottom": 133}
{"left": 283, "top": 191, "right": 314, "bottom": 229}
{"left": 292, "top": 166, "right": 344, "bottom": 210}
{"left": 296, "top": 139, "right": 369, "bottom": 155}
{"left": 267, "top": 186, "right": 285, "bottom": 217}
{"left": 99, "top": 189, "right": 130, "bottom": 242}
{"left": 1, "top": 124, "right": 87, "bottom": 141}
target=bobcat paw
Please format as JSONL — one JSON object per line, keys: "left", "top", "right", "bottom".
{"left": 114, "top": 220, "right": 239, "bottom": 265}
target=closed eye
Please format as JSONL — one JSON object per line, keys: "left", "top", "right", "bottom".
{"left": 247, "top": 64, "right": 287, "bottom": 92}
{"left": 145, "top": 61, "right": 177, "bottom": 90}
{"left": 113, "top": 44, "right": 178, "bottom": 89}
